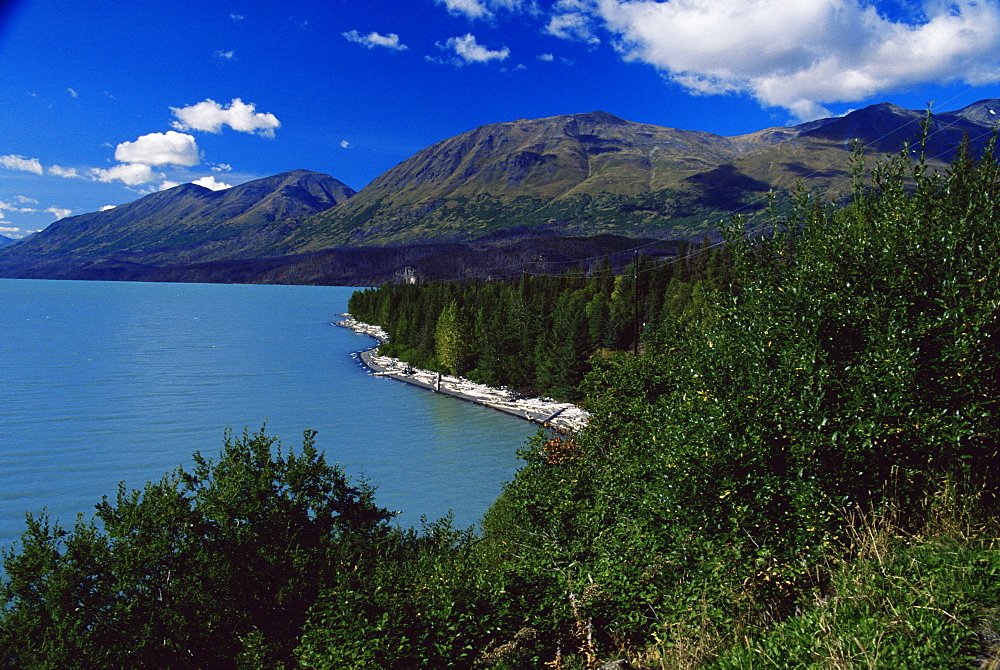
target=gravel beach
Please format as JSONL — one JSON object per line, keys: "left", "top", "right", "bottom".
{"left": 336, "top": 315, "right": 589, "bottom": 432}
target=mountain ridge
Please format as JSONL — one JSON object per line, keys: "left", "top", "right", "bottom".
{"left": 283, "top": 99, "right": 998, "bottom": 251}
{"left": 1, "top": 99, "right": 996, "bottom": 283}
{"left": 0, "top": 170, "right": 354, "bottom": 277}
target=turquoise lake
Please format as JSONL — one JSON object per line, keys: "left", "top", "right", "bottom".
{"left": 0, "top": 279, "right": 537, "bottom": 552}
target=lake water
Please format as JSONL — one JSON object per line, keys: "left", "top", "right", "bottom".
{"left": 0, "top": 279, "right": 537, "bottom": 552}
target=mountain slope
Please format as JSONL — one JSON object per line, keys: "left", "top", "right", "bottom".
{"left": 283, "top": 111, "right": 767, "bottom": 248}
{"left": 284, "top": 100, "right": 999, "bottom": 250}
{"left": 0, "top": 170, "right": 354, "bottom": 277}
{"left": 2, "top": 100, "right": 995, "bottom": 284}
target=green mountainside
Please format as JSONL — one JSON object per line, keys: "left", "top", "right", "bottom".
{"left": 1, "top": 100, "right": 996, "bottom": 283}
{"left": 0, "top": 170, "right": 354, "bottom": 278}
{"left": 281, "top": 100, "right": 999, "bottom": 251}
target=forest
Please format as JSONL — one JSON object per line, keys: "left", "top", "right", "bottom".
{"left": 1, "top": 137, "right": 998, "bottom": 668}
{"left": 347, "top": 238, "right": 733, "bottom": 401}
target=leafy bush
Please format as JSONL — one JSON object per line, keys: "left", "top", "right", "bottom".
{"left": 0, "top": 427, "right": 395, "bottom": 669}
{"left": 480, "top": 135, "right": 1000, "bottom": 665}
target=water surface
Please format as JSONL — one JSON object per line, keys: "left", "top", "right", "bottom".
{"left": 0, "top": 279, "right": 536, "bottom": 551}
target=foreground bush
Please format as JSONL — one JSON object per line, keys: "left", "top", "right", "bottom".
{"left": 0, "top": 428, "right": 396, "bottom": 669}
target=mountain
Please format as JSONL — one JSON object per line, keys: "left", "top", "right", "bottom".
{"left": 0, "top": 170, "right": 354, "bottom": 278}
{"left": 282, "top": 100, "right": 999, "bottom": 251}
{"left": 0, "top": 234, "right": 18, "bottom": 249}
{"left": 2, "top": 100, "right": 995, "bottom": 284}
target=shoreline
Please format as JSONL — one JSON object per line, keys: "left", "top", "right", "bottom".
{"left": 335, "top": 315, "right": 589, "bottom": 432}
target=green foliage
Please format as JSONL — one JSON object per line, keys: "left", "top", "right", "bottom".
{"left": 435, "top": 300, "right": 475, "bottom": 376}
{"left": 296, "top": 516, "right": 529, "bottom": 669}
{"left": 348, "top": 244, "right": 732, "bottom": 400}
{"left": 708, "top": 488, "right": 1000, "bottom": 670}
{"left": 5, "top": 137, "right": 1000, "bottom": 668}
{"left": 479, "top": 135, "right": 1000, "bottom": 665}
{"left": 0, "top": 427, "right": 395, "bottom": 669}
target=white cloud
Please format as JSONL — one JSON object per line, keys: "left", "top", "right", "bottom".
{"left": 211, "top": 163, "right": 232, "bottom": 172}
{"left": 436, "top": 0, "right": 527, "bottom": 19}
{"left": 114, "top": 131, "right": 200, "bottom": 167}
{"left": 46, "top": 207, "right": 72, "bottom": 220}
{"left": 440, "top": 33, "right": 510, "bottom": 65}
{"left": 215, "top": 50, "right": 236, "bottom": 60}
{"left": 191, "top": 175, "right": 233, "bottom": 191}
{"left": 547, "top": 11, "right": 601, "bottom": 44}
{"left": 90, "top": 163, "right": 160, "bottom": 186}
{"left": 13, "top": 195, "right": 38, "bottom": 204}
{"left": 170, "top": 98, "right": 281, "bottom": 137}
{"left": 230, "top": 13, "right": 244, "bottom": 21}
{"left": 590, "top": 0, "right": 1000, "bottom": 120}
{"left": 67, "top": 87, "right": 78, "bottom": 98}
{"left": 158, "top": 181, "right": 180, "bottom": 191}
{"left": 49, "top": 165, "right": 82, "bottom": 178}
{"left": 1, "top": 154, "right": 44, "bottom": 175}
{"left": 100, "top": 205, "right": 117, "bottom": 211}
{"left": 538, "top": 53, "right": 556, "bottom": 62}
{"left": 0, "top": 200, "right": 37, "bottom": 214}
{"left": 437, "top": 0, "right": 494, "bottom": 19}
{"left": 342, "top": 30, "right": 408, "bottom": 51}
{"left": 340, "top": 140, "right": 352, "bottom": 148}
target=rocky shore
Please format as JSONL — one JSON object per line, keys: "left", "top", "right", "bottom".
{"left": 335, "top": 314, "right": 589, "bottom": 432}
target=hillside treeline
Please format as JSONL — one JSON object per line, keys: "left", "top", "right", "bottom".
{"left": 2, "top": 139, "right": 999, "bottom": 668}
{"left": 348, "top": 240, "right": 733, "bottom": 400}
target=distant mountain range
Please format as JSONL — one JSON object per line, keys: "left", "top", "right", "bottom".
{"left": 1, "top": 99, "right": 996, "bottom": 284}
{"left": 0, "top": 170, "right": 354, "bottom": 280}
{"left": 0, "top": 234, "right": 18, "bottom": 249}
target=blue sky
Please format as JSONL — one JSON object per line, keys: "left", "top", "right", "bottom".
{"left": 2, "top": 0, "right": 999, "bottom": 239}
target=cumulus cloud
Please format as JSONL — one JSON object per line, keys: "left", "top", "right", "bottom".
{"left": 440, "top": 33, "right": 510, "bottom": 65}
{"left": 588, "top": 0, "right": 1000, "bottom": 120}
{"left": 49, "top": 165, "right": 82, "bottom": 178}
{"left": 170, "top": 98, "right": 281, "bottom": 137}
{"left": 100, "top": 205, "right": 117, "bottom": 211}
{"left": 340, "top": 140, "right": 352, "bottom": 148}
{"left": 342, "top": 30, "right": 408, "bottom": 50}
{"left": 191, "top": 175, "right": 233, "bottom": 190}
{"left": 546, "top": 11, "right": 601, "bottom": 44}
{"left": 114, "top": 131, "right": 200, "bottom": 167}
{"left": 46, "top": 207, "right": 72, "bottom": 220}
{"left": 90, "top": 163, "right": 160, "bottom": 186}
{"left": 0, "top": 154, "right": 44, "bottom": 175}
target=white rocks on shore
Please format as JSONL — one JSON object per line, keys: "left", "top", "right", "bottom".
{"left": 335, "top": 314, "right": 589, "bottom": 432}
